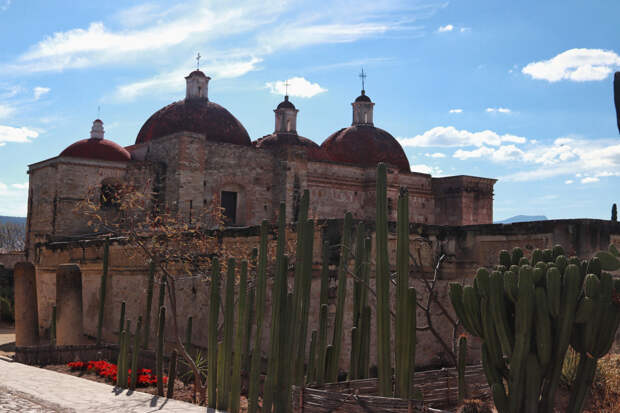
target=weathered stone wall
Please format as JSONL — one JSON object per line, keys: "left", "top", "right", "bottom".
{"left": 432, "top": 176, "right": 496, "bottom": 226}
{"left": 31, "top": 218, "right": 620, "bottom": 371}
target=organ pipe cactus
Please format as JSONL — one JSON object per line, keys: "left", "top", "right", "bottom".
{"left": 156, "top": 306, "right": 165, "bottom": 397}
{"left": 458, "top": 335, "right": 467, "bottom": 403}
{"left": 130, "top": 316, "right": 142, "bottom": 390}
{"left": 449, "top": 245, "right": 620, "bottom": 413}
{"left": 167, "top": 350, "right": 177, "bottom": 398}
{"left": 118, "top": 301, "right": 125, "bottom": 346}
{"left": 375, "top": 163, "right": 392, "bottom": 396}
{"left": 142, "top": 260, "right": 155, "bottom": 349}
{"left": 229, "top": 261, "right": 248, "bottom": 413}
{"left": 207, "top": 258, "right": 220, "bottom": 408}
{"left": 219, "top": 258, "right": 236, "bottom": 409}
{"left": 96, "top": 237, "right": 109, "bottom": 345}
{"left": 248, "top": 221, "right": 268, "bottom": 413}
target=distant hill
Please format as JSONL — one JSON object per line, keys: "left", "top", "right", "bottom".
{"left": 0, "top": 216, "right": 26, "bottom": 225}
{"left": 495, "top": 215, "right": 548, "bottom": 224}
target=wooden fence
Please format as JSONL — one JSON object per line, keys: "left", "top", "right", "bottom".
{"left": 292, "top": 365, "right": 491, "bottom": 412}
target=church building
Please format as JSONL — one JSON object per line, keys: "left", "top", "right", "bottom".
{"left": 25, "top": 69, "right": 496, "bottom": 257}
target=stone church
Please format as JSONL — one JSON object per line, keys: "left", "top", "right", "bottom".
{"left": 25, "top": 69, "right": 496, "bottom": 257}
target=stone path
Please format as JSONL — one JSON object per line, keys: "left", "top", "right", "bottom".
{"left": 0, "top": 358, "right": 222, "bottom": 412}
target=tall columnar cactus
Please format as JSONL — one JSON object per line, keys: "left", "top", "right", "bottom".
{"left": 457, "top": 335, "right": 467, "bottom": 403}
{"left": 96, "top": 237, "right": 109, "bottom": 345}
{"left": 229, "top": 261, "right": 248, "bottom": 413}
{"left": 50, "top": 305, "right": 56, "bottom": 345}
{"left": 142, "top": 260, "right": 155, "bottom": 349}
{"left": 130, "top": 316, "right": 142, "bottom": 390}
{"left": 291, "top": 191, "right": 309, "bottom": 382}
{"left": 219, "top": 258, "right": 236, "bottom": 410}
{"left": 118, "top": 301, "right": 126, "bottom": 346}
{"left": 375, "top": 163, "right": 392, "bottom": 396}
{"left": 295, "top": 219, "right": 315, "bottom": 385}
{"left": 167, "top": 350, "right": 177, "bottom": 398}
{"left": 207, "top": 258, "right": 220, "bottom": 409}
{"left": 156, "top": 305, "right": 165, "bottom": 397}
{"left": 316, "top": 303, "right": 329, "bottom": 386}
{"left": 248, "top": 221, "right": 269, "bottom": 413}
{"left": 328, "top": 212, "right": 352, "bottom": 382}
{"left": 307, "top": 330, "right": 318, "bottom": 383}
{"left": 117, "top": 329, "right": 128, "bottom": 388}
{"left": 449, "top": 245, "right": 620, "bottom": 413}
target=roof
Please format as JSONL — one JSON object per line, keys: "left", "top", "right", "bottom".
{"left": 355, "top": 90, "right": 372, "bottom": 103}
{"left": 60, "top": 138, "right": 131, "bottom": 162}
{"left": 320, "top": 124, "right": 410, "bottom": 172}
{"left": 276, "top": 96, "right": 296, "bottom": 110}
{"left": 135, "top": 98, "right": 251, "bottom": 145}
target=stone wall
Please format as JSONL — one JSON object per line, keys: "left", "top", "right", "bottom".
{"left": 30, "top": 218, "right": 620, "bottom": 371}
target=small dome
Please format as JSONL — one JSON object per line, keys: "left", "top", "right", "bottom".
{"left": 277, "top": 96, "right": 296, "bottom": 110}
{"left": 187, "top": 70, "right": 208, "bottom": 78}
{"left": 355, "top": 90, "right": 372, "bottom": 102}
{"left": 321, "top": 124, "right": 409, "bottom": 172}
{"left": 136, "top": 99, "right": 251, "bottom": 145}
{"left": 60, "top": 139, "right": 131, "bottom": 162}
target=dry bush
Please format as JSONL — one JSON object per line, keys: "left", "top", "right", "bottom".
{"left": 589, "top": 353, "right": 620, "bottom": 413}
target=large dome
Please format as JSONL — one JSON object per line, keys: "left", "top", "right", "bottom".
{"left": 321, "top": 125, "right": 410, "bottom": 172}
{"left": 60, "top": 119, "right": 131, "bottom": 162}
{"left": 135, "top": 99, "right": 251, "bottom": 145}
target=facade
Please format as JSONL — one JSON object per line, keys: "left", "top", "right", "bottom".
{"left": 25, "top": 69, "right": 496, "bottom": 258}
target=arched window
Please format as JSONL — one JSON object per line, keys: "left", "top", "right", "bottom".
{"left": 100, "top": 178, "right": 122, "bottom": 209}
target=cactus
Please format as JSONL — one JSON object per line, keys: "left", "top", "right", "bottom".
{"left": 116, "top": 329, "right": 128, "bottom": 388}
{"left": 375, "top": 163, "right": 392, "bottom": 396}
{"left": 220, "top": 258, "right": 236, "bottom": 409}
{"left": 248, "top": 221, "right": 268, "bottom": 413}
{"left": 96, "top": 237, "right": 109, "bottom": 345}
{"left": 359, "top": 305, "right": 371, "bottom": 380}
{"left": 156, "top": 306, "right": 165, "bottom": 397}
{"left": 328, "top": 212, "right": 352, "bottom": 382}
{"left": 229, "top": 261, "right": 248, "bottom": 413}
{"left": 142, "top": 260, "right": 155, "bottom": 349}
{"left": 118, "top": 301, "right": 126, "bottom": 346}
{"left": 457, "top": 335, "right": 467, "bottom": 403}
{"left": 307, "top": 330, "right": 318, "bottom": 383}
{"left": 450, "top": 244, "right": 620, "bottom": 413}
{"left": 595, "top": 250, "right": 620, "bottom": 271}
{"left": 291, "top": 191, "right": 309, "bottom": 383}
{"left": 129, "top": 316, "right": 142, "bottom": 390}
{"left": 395, "top": 188, "right": 409, "bottom": 398}
{"left": 167, "top": 349, "right": 177, "bottom": 398}
{"left": 50, "top": 305, "right": 56, "bottom": 345}
{"left": 207, "top": 258, "right": 220, "bottom": 409}
{"left": 316, "top": 303, "right": 329, "bottom": 386}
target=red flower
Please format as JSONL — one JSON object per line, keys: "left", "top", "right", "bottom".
{"left": 67, "top": 361, "right": 86, "bottom": 370}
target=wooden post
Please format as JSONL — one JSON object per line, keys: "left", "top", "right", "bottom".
{"left": 56, "top": 264, "right": 84, "bottom": 345}
{"left": 14, "top": 262, "right": 39, "bottom": 346}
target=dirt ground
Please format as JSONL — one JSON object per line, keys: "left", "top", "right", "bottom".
{"left": 0, "top": 322, "right": 15, "bottom": 358}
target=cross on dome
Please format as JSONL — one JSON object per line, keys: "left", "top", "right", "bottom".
{"left": 196, "top": 53, "right": 201, "bottom": 70}
{"left": 359, "top": 68, "right": 367, "bottom": 92}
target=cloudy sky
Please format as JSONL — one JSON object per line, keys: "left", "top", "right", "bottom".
{"left": 0, "top": 0, "right": 619, "bottom": 219}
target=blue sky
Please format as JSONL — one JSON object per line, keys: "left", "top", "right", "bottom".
{"left": 0, "top": 0, "right": 619, "bottom": 220}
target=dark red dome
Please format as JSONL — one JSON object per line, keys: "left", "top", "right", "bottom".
{"left": 255, "top": 133, "right": 324, "bottom": 160}
{"left": 321, "top": 125, "right": 410, "bottom": 172}
{"left": 60, "top": 138, "right": 131, "bottom": 162}
{"left": 136, "top": 99, "right": 251, "bottom": 145}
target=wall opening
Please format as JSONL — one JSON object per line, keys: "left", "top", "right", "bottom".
{"left": 221, "top": 191, "right": 237, "bottom": 225}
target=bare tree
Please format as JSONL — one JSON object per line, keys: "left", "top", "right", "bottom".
{"left": 0, "top": 222, "right": 25, "bottom": 252}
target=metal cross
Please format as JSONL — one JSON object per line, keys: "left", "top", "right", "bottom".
{"left": 97, "top": 105, "right": 101, "bottom": 118}
{"left": 196, "top": 53, "right": 201, "bottom": 70}
{"left": 284, "top": 79, "right": 290, "bottom": 97}
{"left": 359, "top": 68, "right": 367, "bottom": 91}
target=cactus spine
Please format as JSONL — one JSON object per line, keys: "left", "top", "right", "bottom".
{"left": 96, "top": 237, "right": 109, "bottom": 345}
{"left": 375, "top": 163, "right": 392, "bottom": 396}
{"left": 248, "top": 221, "right": 268, "bottom": 413}
{"left": 229, "top": 261, "right": 248, "bottom": 413}
{"left": 207, "top": 258, "right": 220, "bottom": 408}
{"left": 142, "top": 260, "right": 155, "bottom": 349}
{"left": 457, "top": 335, "right": 467, "bottom": 403}
{"left": 156, "top": 306, "right": 165, "bottom": 396}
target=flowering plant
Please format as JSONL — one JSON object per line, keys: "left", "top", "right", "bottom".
{"left": 66, "top": 360, "right": 167, "bottom": 387}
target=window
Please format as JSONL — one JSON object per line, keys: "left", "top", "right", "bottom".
{"left": 221, "top": 191, "right": 237, "bottom": 225}
{"left": 100, "top": 182, "right": 121, "bottom": 209}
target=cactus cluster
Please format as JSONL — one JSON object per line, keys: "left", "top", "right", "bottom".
{"left": 450, "top": 244, "right": 620, "bottom": 413}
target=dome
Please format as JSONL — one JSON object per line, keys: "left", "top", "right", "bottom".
{"left": 276, "top": 96, "right": 296, "bottom": 110}
{"left": 255, "top": 133, "right": 318, "bottom": 150}
{"left": 60, "top": 138, "right": 131, "bottom": 162}
{"left": 321, "top": 125, "right": 410, "bottom": 172}
{"left": 355, "top": 90, "right": 372, "bottom": 102}
{"left": 135, "top": 99, "right": 251, "bottom": 145}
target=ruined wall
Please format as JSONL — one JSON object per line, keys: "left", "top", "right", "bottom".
{"left": 31, "top": 218, "right": 620, "bottom": 371}
{"left": 432, "top": 176, "right": 496, "bottom": 226}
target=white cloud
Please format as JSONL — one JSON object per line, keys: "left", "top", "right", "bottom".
{"left": 266, "top": 77, "right": 327, "bottom": 98}
{"left": 398, "top": 126, "right": 527, "bottom": 147}
{"left": 581, "top": 177, "right": 599, "bottom": 184}
{"left": 33, "top": 86, "right": 50, "bottom": 100}
{"left": 0, "top": 125, "right": 39, "bottom": 144}
{"left": 565, "top": 180, "right": 574, "bottom": 184}
{"left": 0, "top": 0, "right": 10, "bottom": 12}
{"left": 438, "top": 24, "right": 453, "bottom": 32}
{"left": 522, "top": 48, "right": 620, "bottom": 82}
{"left": 449, "top": 108, "right": 462, "bottom": 113}
{"left": 486, "top": 107, "right": 511, "bottom": 114}
{"left": 425, "top": 152, "right": 446, "bottom": 158}
{"left": 411, "top": 163, "right": 443, "bottom": 176}
{"left": 0, "top": 181, "right": 28, "bottom": 216}
{"left": 0, "top": 104, "right": 14, "bottom": 119}
{"left": 115, "top": 57, "right": 262, "bottom": 100}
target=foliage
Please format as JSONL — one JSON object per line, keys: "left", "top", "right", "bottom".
{"left": 67, "top": 360, "right": 166, "bottom": 387}
{"left": 589, "top": 353, "right": 620, "bottom": 412}
{"left": 561, "top": 347, "right": 580, "bottom": 387}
